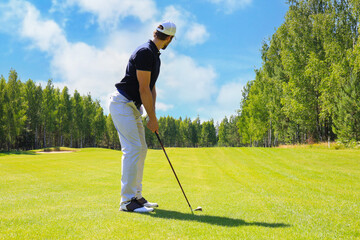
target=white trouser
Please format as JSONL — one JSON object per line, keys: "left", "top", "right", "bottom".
{"left": 109, "top": 91, "right": 147, "bottom": 204}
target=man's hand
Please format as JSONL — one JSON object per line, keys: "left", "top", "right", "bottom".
{"left": 147, "top": 117, "right": 159, "bottom": 133}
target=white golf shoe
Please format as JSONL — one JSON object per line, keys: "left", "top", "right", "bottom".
{"left": 120, "top": 198, "right": 154, "bottom": 213}
{"left": 137, "top": 197, "right": 159, "bottom": 208}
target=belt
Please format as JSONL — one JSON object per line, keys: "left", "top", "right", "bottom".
{"left": 117, "top": 88, "right": 141, "bottom": 110}
{"left": 117, "top": 88, "right": 131, "bottom": 100}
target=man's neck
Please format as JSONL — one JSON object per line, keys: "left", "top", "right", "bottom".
{"left": 152, "top": 38, "right": 164, "bottom": 50}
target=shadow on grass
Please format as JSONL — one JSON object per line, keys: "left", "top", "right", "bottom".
{"left": 149, "top": 209, "right": 290, "bottom": 228}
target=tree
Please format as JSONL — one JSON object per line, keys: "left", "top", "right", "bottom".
{"left": 200, "top": 120, "right": 217, "bottom": 147}
{"left": 4, "top": 70, "right": 27, "bottom": 150}
{"left": 24, "top": 79, "right": 43, "bottom": 149}
{"left": 42, "top": 80, "right": 57, "bottom": 147}
{"left": 143, "top": 117, "right": 156, "bottom": 148}
{"left": 179, "top": 117, "right": 192, "bottom": 147}
{"left": 0, "top": 76, "right": 6, "bottom": 149}
{"left": 72, "top": 90, "right": 83, "bottom": 148}
{"left": 191, "top": 117, "right": 201, "bottom": 147}
{"left": 218, "top": 116, "right": 230, "bottom": 147}
{"left": 106, "top": 114, "right": 120, "bottom": 149}
{"left": 92, "top": 101, "right": 106, "bottom": 147}
{"left": 58, "top": 86, "right": 72, "bottom": 146}
{"left": 82, "top": 94, "right": 95, "bottom": 146}
{"left": 227, "top": 115, "right": 241, "bottom": 147}
{"left": 333, "top": 39, "right": 360, "bottom": 141}
{"left": 164, "top": 116, "right": 177, "bottom": 147}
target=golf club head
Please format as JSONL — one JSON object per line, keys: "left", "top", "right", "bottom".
{"left": 194, "top": 206, "right": 202, "bottom": 211}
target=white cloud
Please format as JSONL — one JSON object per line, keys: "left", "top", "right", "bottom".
{"left": 50, "top": 43, "right": 128, "bottom": 98}
{"left": 196, "top": 80, "right": 243, "bottom": 122}
{"left": 4, "top": 0, "right": 126, "bottom": 104}
{"left": 184, "top": 23, "right": 209, "bottom": 45}
{"left": 0, "top": 0, "right": 29, "bottom": 34}
{"left": 0, "top": 0, "right": 66, "bottom": 51}
{"left": 52, "top": 0, "right": 158, "bottom": 29}
{"left": 217, "top": 81, "right": 243, "bottom": 106}
{"left": 163, "top": 5, "right": 209, "bottom": 45}
{"left": 21, "top": 4, "right": 67, "bottom": 51}
{"left": 156, "top": 102, "right": 174, "bottom": 111}
{"left": 106, "top": 21, "right": 158, "bottom": 53}
{"left": 1, "top": 0, "right": 130, "bottom": 110}
{"left": 159, "top": 50, "right": 217, "bottom": 103}
{"left": 208, "top": 0, "right": 252, "bottom": 14}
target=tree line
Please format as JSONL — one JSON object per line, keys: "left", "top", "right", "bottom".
{"left": 0, "top": 71, "right": 224, "bottom": 150}
{"left": 0, "top": 70, "right": 111, "bottom": 151}
{"left": 237, "top": 0, "right": 360, "bottom": 147}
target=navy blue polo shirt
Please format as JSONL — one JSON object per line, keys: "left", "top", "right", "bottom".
{"left": 115, "top": 40, "right": 161, "bottom": 107}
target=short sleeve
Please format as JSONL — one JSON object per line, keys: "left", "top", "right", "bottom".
{"left": 134, "top": 48, "right": 153, "bottom": 71}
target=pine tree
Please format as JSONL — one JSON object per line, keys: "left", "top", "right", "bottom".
{"left": 4, "top": 70, "right": 27, "bottom": 150}
{"left": 192, "top": 117, "right": 201, "bottom": 147}
{"left": 0, "top": 76, "right": 6, "bottom": 149}
{"left": 106, "top": 114, "right": 120, "bottom": 149}
{"left": 42, "top": 80, "right": 56, "bottom": 147}
{"left": 93, "top": 101, "right": 106, "bottom": 147}
{"left": 218, "top": 116, "right": 230, "bottom": 147}
{"left": 59, "top": 87, "right": 72, "bottom": 146}
{"left": 24, "top": 79, "right": 43, "bottom": 149}
{"left": 82, "top": 94, "right": 95, "bottom": 146}
{"left": 200, "top": 120, "right": 217, "bottom": 147}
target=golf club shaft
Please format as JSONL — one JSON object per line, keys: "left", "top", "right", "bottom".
{"left": 155, "top": 132, "right": 193, "bottom": 213}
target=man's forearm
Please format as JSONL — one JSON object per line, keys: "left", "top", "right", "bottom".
{"left": 140, "top": 87, "right": 156, "bottom": 120}
{"left": 152, "top": 87, "right": 156, "bottom": 110}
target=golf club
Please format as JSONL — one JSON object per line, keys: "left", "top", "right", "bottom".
{"left": 155, "top": 132, "right": 202, "bottom": 214}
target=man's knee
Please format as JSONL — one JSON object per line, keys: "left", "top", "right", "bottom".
{"left": 124, "top": 143, "right": 142, "bottom": 155}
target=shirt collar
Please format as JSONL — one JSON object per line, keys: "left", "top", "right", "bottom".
{"left": 149, "top": 40, "right": 161, "bottom": 56}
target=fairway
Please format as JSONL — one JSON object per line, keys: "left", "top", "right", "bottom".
{"left": 1, "top": 148, "right": 359, "bottom": 239}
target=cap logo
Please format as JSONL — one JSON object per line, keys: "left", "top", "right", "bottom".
{"left": 156, "top": 22, "right": 176, "bottom": 36}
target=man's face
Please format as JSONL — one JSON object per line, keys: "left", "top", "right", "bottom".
{"left": 162, "top": 36, "right": 173, "bottom": 50}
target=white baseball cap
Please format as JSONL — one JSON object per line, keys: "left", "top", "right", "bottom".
{"left": 156, "top": 21, "right": 176, "bottom": 36}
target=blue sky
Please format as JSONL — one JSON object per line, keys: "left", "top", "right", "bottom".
{"left": 0, "top": 0, "right": 288, "bottom": 122}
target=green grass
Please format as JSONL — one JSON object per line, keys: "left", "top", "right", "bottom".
{"left": 1, "top": 147, "right": 359, "bottom": 239}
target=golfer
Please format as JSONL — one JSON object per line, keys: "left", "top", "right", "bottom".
{"left": 109, "top": 21, "right": 176, "bottom": 212}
